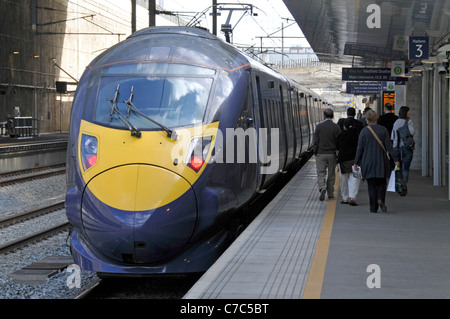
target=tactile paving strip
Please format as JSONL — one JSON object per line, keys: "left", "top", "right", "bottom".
{"left": 185, "top": 160, "right": 328, "bottom": 299}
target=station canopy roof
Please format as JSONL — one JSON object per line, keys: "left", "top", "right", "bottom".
{"left": 283, "top": 0, "right": 450, "bottom": 67}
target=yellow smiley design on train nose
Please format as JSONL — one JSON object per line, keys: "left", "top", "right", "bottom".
{"left": 78, "top": 120, "right": 218, "bottom": 211}
{"left": 86, "top": 164, "right": 192, "bottom": 211}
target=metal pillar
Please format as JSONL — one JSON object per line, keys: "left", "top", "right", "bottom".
{"left": 432, "top": 66, "right": 443, "bottom": 186}
{"left": 422, "top": 71, "right": 429, "bottom": 176}
{"left": 212, "top": 0, "right": 217, "bottom": 35}
{"left": 149, "top": 0, "right": 156, "bottom": 27}
{"left": 448, "top": 76, "right": 450, "bottom": 200}
{"left": 132, "top": 0, "right": 137, "bottom": 33}
{"left": 441, "top": 73, "right": 448, "bottom": 187}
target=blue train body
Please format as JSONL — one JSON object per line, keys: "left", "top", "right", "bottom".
{"left": 65, "top": 26, "right": 328, "bottom": 275}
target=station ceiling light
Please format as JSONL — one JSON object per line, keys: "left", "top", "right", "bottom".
{"left": 410, "top": 65, "right": 424, "bottom": 72}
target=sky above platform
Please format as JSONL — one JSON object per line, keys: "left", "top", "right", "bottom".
{"left": 161, "top": 0, "right": 310, "bottom": 49}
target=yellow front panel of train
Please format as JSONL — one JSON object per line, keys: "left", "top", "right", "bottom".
{"left": 78, "top": 120, "right": 218, "bottom": 211}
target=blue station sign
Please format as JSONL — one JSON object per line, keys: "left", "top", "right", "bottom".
{"left": 342, "top": 68, "right": 406, "bottom": 82}
{"left": 346, "top": 82, "right": 383, "bottom": 95}
{"left": 409, "top": 36, "right": 429, "bottom": 60}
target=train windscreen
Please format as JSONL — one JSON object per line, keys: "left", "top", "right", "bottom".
{"left": 94, "top": 63, "right": 215, "bottom": 129}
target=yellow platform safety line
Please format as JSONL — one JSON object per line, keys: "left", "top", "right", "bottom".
{"left": 303, "top": 171, "right": 340, "bottom": 299}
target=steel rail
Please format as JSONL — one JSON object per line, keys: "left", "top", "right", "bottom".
{"left": 0, "top": 222, "right": 69, "bottom": 255}
{"left": 0, "top": 167, "right": 66, "bottom": 186}
{"left": 0, "top": 200, "right": 65, "bottom": 228}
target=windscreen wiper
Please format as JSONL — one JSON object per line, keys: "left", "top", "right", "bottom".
{"left": 124, "top": 86, "right": 178, "bottom": 141}
{"left": 108, "top": 84, "right": 142, "bottom": 138}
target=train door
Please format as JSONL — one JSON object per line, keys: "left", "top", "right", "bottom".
{"left": 306, "top": 95, "right": 315, "bottom": 147}
{"left": 235, "top": 72, "right": 259, "bottom": 203}
{"left": 279, "top": 85, "right": 291, "bottom": 171}
{"left": 296, "top": 92, "right": 304, "bottom": 159}
{"left": 252, "top": 74, "right": 265, "bottom": 192}
{"left": 252, "top": 73, "right": 282, "bottom": 191}
{"left": 314, "top": 98, "right": 320, "bottom": 129}
{"left": 298, "top": 91, "right": 309, "bottom": 156}
{"left": 290, "top": 88, "right": 301, "bottom": 160}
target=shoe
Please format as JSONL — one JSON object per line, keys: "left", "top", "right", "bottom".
{"left": 370, "top": 210, "right": 379, "bottom": 213}
{"left": 341, "top": 199, "right": 348, "bottom": 204}
{"left": 348, "top": 198, "right": 358, "bottom": 206}
{"left": 328, "top": 195, "right": 335, "bottom": 199}
{"left": 377, "top": 200, "right": 387, "bottom": 212}
{"left": 319, "top": 188, "right": 326, "bottom": 201}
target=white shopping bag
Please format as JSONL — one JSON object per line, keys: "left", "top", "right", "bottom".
{"left": 387, "top": 169, "right": 396, "bottom": 192}
{"left": 352, "top": 165, "right": 361, "bottom": 179}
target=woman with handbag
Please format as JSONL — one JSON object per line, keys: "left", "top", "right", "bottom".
{"left": 353, "top": 109, "right": 400, "bottom": 213}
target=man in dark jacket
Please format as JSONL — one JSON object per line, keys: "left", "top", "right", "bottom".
{"left": 313, "top": 108, "right": 341, "bottom": 201}
{"left": 377, "top": 103, "right": 398, "bottom": 138}
{"left": 337, "top": 107, "right": 363, "bottom": 134}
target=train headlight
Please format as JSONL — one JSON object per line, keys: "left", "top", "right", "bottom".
{"left": 81, "top": 134, "right": 98, "bottom": 171}
{"left": 186, "top": 136, "right": 212, "bottom": 172}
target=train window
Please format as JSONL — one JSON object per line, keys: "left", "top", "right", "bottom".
{"left": 275, "top": 101, "right": 279, "bottom": 129}
{"left": 265, "top": 100, "right": 271, "bottom": 129}
{"left": 103, "top": 63, "right": 169, "bottom": 75}
{"left": 266, "top": 100, "right": 273, "bottom": 129}
{"left": 103, "top": 63, "right": 216, "bottom": 76}
{"left": 150, "top": 46, "right": 171, "bottom": 59}
{"left": 94, "top": 75, "right": 213, "bottom": 129}
{"left": 168, "top": 64, "right": 216, "bottom": 75}
{"left": 255, "top": 76, "right": 264, "bottom": 128}
{"left": 277, "top": 101, "right": 282, "bottom": 129}
{"left": 262, "top": 99, "right": 269, "bottom": 128}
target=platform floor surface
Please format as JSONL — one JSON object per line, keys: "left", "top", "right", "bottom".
{"left": 0, "top": 133, "right": 68, "bottom": 145}
{"left": 184, "top": 159, "right": 450, "bottom": 299}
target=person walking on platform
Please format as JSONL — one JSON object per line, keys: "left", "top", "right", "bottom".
{"left": 337, "top": 107, "right": 363, "bottom": 134}
{"left": 337, "top": 118, "right": 361, "bottom": 206}
{"left": 359, "top": 106, "right": 372, "bottom": 128}
{"left": 313, "top": 108, "right": 341, "bottom": 201}
{"left": 354, "top": 109, "right": 399, "bottom": 213}
{"left": 377, "top": 103, "right": 398, "bottom": 138}
{"left": 392, "top": 106, "right": 415, "bottom": 183}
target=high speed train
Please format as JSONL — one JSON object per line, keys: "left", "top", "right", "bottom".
{"left": 65, "top": 26, "right": 330, "bottom": 276}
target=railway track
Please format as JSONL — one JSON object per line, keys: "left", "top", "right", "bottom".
{"left": 0, "top": 200, "right": 69, "bottom": 255}
{"left": 0, "top": 222, "right": 69, "bottom": 255}
{"left": 0, "top": 164, "right": 66, "bottom": 186}
{"left": 0, "top": 200, "right": 65, "bottom": 228}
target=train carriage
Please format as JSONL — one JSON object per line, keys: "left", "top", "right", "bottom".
{"left": 65, "top": 26, "right": 329, "bottom": 275}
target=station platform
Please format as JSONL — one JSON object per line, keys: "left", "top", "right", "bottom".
{"left": 0, "top": 133, "right": 68, "bottom": 146}
{"left": 184, "top": 159, "right": 450, "bottom": 299}
{"left": 0, "top": 133, "right": 68, "bottom": 173}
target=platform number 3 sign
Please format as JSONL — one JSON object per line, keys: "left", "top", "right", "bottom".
{"left": 409, "top": 36, "right": 429, "bottom": 60}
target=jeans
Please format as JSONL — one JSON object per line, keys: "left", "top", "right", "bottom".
{"left": 396, "top": 146, "right": 414, "bottom": 183}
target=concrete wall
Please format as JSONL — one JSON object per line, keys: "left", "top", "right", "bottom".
{"left": 0, "top": 0, "right": 175, "bottom": 134}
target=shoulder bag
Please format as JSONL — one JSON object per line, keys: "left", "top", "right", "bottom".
{"left": 367, "top": 125, "right": 395, "bottom": 170}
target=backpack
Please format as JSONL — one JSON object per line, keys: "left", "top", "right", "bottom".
{"left": 396, "top": 120, "right": 414, "bottom": 150}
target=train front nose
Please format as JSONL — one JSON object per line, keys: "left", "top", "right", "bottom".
{"left": 81, "top": 164, "right": 197, "bottom": 264}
